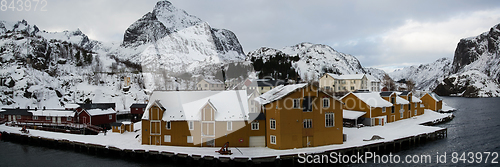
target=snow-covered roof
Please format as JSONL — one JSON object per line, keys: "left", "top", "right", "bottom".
{"left": 395, "top": 96, "right": 410, "bottom": 105}
{"left": 65, "top": 103, "right": 80, "bottom": 109}
{"left": 254, "top": 83, "right": 308, "bottom": 105}
{"left": 366, "top": 75, "right": 380, "bottom": 82}
{"left": 410, "top": 95, "right": 422, "bottom": 103}
{"left": 86, "top": 108, "right": 116, "bottom": 116}
{"left": 326, "top": 73, "right": 366, "bottom": 80}
{"left": 428, "top": 92, "right": 443, "bottom": 101}
{"left": 343, "top": 110, "right": 366, "bottom": 120}
{"left": 202, "top": 78, "right": 224, "bottom": 84}
{"left": 29, "top": 110, "right": 75, "bottom": 117}
{"left": 143, "top": 90, "right": 249, "bottom": 122}
{"left": 341, "top": 92, "right": 393, "bottom": 108}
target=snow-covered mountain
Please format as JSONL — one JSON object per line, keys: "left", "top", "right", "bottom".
{"left": 0, "top": 20, "right": 147, "bottom": 109}
{"left": 390, "top": 23, "right": 500, "bottom": 97}
{"left": 247, "top": 42, "right": 366, "bottom": 81}
{"left": 389, "top": 57, "right": 453, "bottom": 91}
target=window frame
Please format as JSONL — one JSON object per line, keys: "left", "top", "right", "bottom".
{"left": 188, "top": 121, "right": 194, "bottom": 130}
{"left": 293, "top": 99, "right": 300, "bottom": 109}
{"left": 164, "top": 135, "right": 171, "bottom": 142}
{"left": 46, "top": 116, "right": 51, "bottom": 120}
{"left": 382, "top": 107, "right": 386, "bottom": 113}
{"left": 325, "top": 113, "right": 335, "bottom": 127}
{"left": 322, "top": 98, "right": 330, "bottom": 108}
{"left": 400, "top": 112, "right": 404, "bottom": 118}
{"left": 303, "top": 119, "right": 312, "bottom": 128}
{"left": 109, "top": 115, "right": 112, "bottom": 120}
{"left": 16, "top": 115, "right": 21, "bottom": 119}
{"left": 166, "top": 121, "right": 171, "bottom": 130}
{"left": 33, "top": 116, "right": 38, "bottom": 120}
{"left": 187, "top": 136, "right": 193, "bottom": 143}
{"left": 251, "top": 121, "right": 259, "bottom": 130}
{"left": 270, "top": 119, "right": 276, "bottom": 130}
{"left": 270, "top": 135, "right": 276, "bottom": 145}
{"left": 67, "top": 117, "right": 72, "bottom": 121}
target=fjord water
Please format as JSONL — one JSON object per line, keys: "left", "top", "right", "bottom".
{"left": 1, "top": 97, "right": 499, "bottom": 166}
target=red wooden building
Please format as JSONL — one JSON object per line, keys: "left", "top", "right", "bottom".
{"left": 130, "top": 103, "right": 147, "bottom": 122}
{"left": 75, "top": 103, "right": 116, "bottom": 127}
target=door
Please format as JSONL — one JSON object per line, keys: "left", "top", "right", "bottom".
{"left": 391, "top": 115, "right": 395, "bottom": 122}
{"left": 379, "top": 118, "right": 382, "bottom": 126}
{"left": 408, "top": 111, "right": 411, "bottom": 118}
{"left": 13, "top": 115, "right": 16, "bottom": 122}
{"left": 302, "top": 136, "right": 313, "bottom": 147}
{"left": 249, "top": 136, "right": 265, "bottom": 147}
{"left": 52, "top": 117, "right": 56, "bottom": 123}
{"left": 150, "top": 136, "right": 161, "bottom": 145}
{"left": 57, "top": 117, "right": 62, "bottom": 124}
{"left": 8, "top": 115, "right": 11, "bottom": 122}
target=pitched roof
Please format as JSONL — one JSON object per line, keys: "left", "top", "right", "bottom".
{"left": 400, "top": 91, "right": 411, "bottom": 96}
{"left": 30, "top": 110, "right": 75, "bottom": 117}
{"left": 255, "top": 83, "right": 308, "bottom": 105}
{"left": 343, "top": 110, "right": 366, "bottom": 120}
{"left": 78, "top": 103, "right": 115, "bottom": 110}
{"left": 410, "top": 95, "right": 422, "bottom": 103}
{"left": 203, "top": 78, "right": 224, "bottom": 84}
{"left": 249, "top": 112, "right": 266, "bottom": 120}
{"left": 143, "top": 90, "right": 250, "bottom": 122}
{"left": 366, "top": 75, "right": 380, "bottom": 82}
{"left": 86, "top": 108, "right": 116, "bottom": 116}
{"left": 130, "top": 103, "right": 147, "bottom": 108}
{"left": 428, "top": 92, "right": 443, "bottom": 101}
{"left": 341, "top": 92, "right": 393, "bottom": 108}
{"left": 0, "top": 109, "right": 33, "bottom": 116}
{"left": 326, "top": 73, "right": 366, "bottom": 80}
{"left": 379, "top": 91, "right": 395, "bottom": 97}
{"left": 395, "top": 96, "right": 410, "bottom": 105}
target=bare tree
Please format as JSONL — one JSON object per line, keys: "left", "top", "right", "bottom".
{"left": 382, "top": 74, "right": 396, "bottom": 91}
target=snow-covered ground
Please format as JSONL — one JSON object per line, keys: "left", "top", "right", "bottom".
{"left": 0, "top": 110, "right": 452, "bottom": 159}
{"left": 441, "top": 102, "right": 456, "bottom": 112}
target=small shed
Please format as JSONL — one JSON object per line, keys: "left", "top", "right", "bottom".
{"left": 110, "top": 121, "right": 134, "bottom": 134}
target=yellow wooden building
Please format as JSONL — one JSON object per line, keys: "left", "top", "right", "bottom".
{"left": 379, "top": 92, "right": 410, "bottom": 122}
{"left": 398, "top": 91, "right": 424, "bottom": 117}
{"left": 420, "top": 92, "right": 443, "bottom": 112}
{"left": 141, "top": 90, "right": 266, "bottom": 147}
{"left": 255, "top": 83, "right": 344, "bottom": 150}
{"left": 340, "top": 92, "right": 393, "bottom": 126}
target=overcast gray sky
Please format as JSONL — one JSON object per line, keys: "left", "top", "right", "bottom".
{"left": 1, "top": 0, "right": 500, "bottom": 72}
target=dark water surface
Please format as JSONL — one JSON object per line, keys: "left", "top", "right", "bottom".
{"left": 1, "top": 97, "right": 499, "bottom": 166}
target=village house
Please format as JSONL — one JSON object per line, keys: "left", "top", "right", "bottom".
{"left": 196, "top": 78, "right": 225, "bottom": 91}
{"left": 245, "top": 79, "right": 286, "bottom": 95}
{"left": 111, "top": 121, "right": 134, "bottom": 133}
{"left": 379, "top": 92, "right": 410, "bottom": 122}
{"left": 130, "top": 103, "right": 147, "bottom": 122}
{"left": 340, "top": 92, "right": 393, "bottom": 126}
{"left": 76, "top": 103, "right": 117, "bottom": 127}
{"left": 141, "top": 90, "right": 266, "bottom": 147}
{"left": 366, "top": 75, "right": 381, "bottom": 92}
{"left": 255, "top": 83, "right": 344, "bottom": 150}
{"left": 420, "top": 92, "right": 443, "bottom": 112}
{"left": 0, "top": 108, "right": 75, "bottom": 125}
{"left": 398, "top": 91, "right": 424, "bottom": 117}
{"left": 319, "top": 74, "right": 369, "bottom": 93}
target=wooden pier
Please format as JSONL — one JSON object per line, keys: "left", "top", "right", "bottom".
{"left": 0, "top": 127, "right": 448, "bottom": 166}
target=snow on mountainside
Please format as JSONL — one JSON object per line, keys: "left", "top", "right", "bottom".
{"left": 114, "top": 1, "right": 248, "bottom": 90}
{"left": 0, "top": 20, "right": 147, "bottom": 109}
{"left": 434, "top": 23, "right": 500, "bottom": 97}
{"left": 392, "top": 23, "right": 500, "bottom": 97}
{"left": 247, "top": 42, "right": 366, "bottom": 81}
{"left": 389, "top": 57, "right": 452, "bottom": 91}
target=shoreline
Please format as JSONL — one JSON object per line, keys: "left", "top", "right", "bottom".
{"left": 0, "top": 109, "right": 453, "bottom": 165}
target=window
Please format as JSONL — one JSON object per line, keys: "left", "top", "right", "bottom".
{"left": 227, "top": 121, "right": 232, "bottom": 131}
{"left": 187, "top": 136, "right": 193, "bottom": 143}
{"left": 293, "top": 99, "right": 300, "bottom": 109}
{"left": 204, "top": 84, "right": 207, "bottom": 87}
{"left": 391, "top": 106, "right": 395, "bottom": 113}
{"left": 325, "top": 86, "right": 331, "bottom": 90}
{"left": 33, "top": 116, "right": 38, "bottom": 120}
{"left": 188, "top": 121, "right": 194, "bottom": 130}
{"left": 408, "top": 103, "right": 411, "bottom": 110}
{"left": 391, "top": 97, "right": 395, "bottom": 104}
{"left": 382, "top": 107, "right": 386, "bottom": 113}
{"left": 164, "top": 135, "right": 171, "bottom": 142}
{"left": 67, "top": 117, "right": 72, "bottom": 121}
{"left": 198, "top": 84, "right": 201, "bottom": 87}
{"left": 400, "top": 112, "right": 403, "bottom": 118}
{"left": 323, "top": 98, "right": 329, "bottom": 108}
{"left": 303, "top": 119, "right": 312, "bottom": 128}
{"left": 400, "top": 104, "right": 403, "bottom": 110}
{"left": 251, "top": 121, "right": 259, "bottom": 130}
{"left": 109, "top": 115, "right": 112, "bottom": 120}
{"left": 16, "top": 115, "right": 21, "bottom": 119}
{"left": 302, "top": 97, "right": 312, "bottom": 112}
{"left": 270, "top": 135, "right": 276, "bottom": 144}
{"left": 353, "top": 80, "right": 356, "bottom": 84}
{"left": 408, "top": 96, "right": 412, "bottom": 102}
{"left": 351, "top": 86, "right": 355, "bottom": 90}
{"left": 270, "top": 119, "right": 276, "bottom": 130}
{"left": 414, "top": 109, "right": 417, "bottom": 115}
{"left": 325, "top": 113, "right": 334, "bottom": 127}
{"left": 46, "top": 116, "right": 51, "bottom": 120}
{"left": 0, "top": 115, "right": 3, "bottom": 119}
{"left": 166, "top": 121, "right": 171, "bottom": 130}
